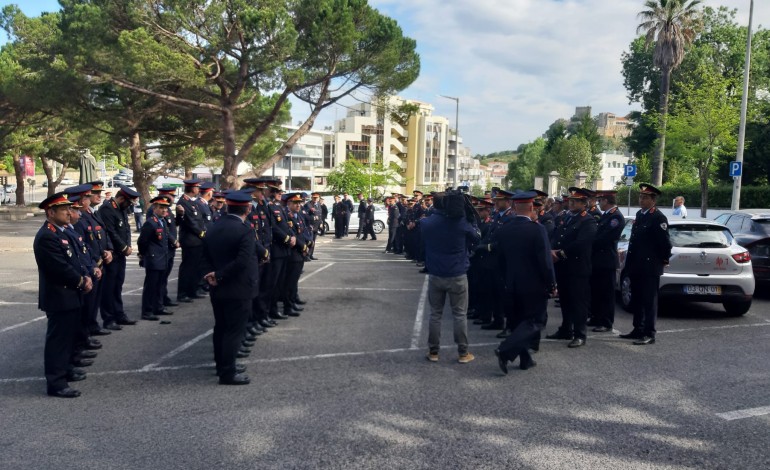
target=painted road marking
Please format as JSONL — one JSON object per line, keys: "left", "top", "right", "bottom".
{"left": 140, "top": 329, "right": 214, "bottom": 371}
{"left": 0, "top": 315, "right": 45, "bottom": 333}
{"left": 409, "top": 275, "right": 429, "bottom": 350}
{"left": 298, "top": 262, "right": 334, "bottom": 283}
{"left": 716, "top": 406, "right": 770, "bottom": 421}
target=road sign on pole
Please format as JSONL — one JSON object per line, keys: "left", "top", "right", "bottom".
{"left": 729, "top": 161, "right": 742, "bottom": 178}
{"left": 624, "top": 164, "right": 637, "bottom": 178}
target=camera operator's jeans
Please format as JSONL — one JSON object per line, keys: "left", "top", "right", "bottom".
{"left": 427, "top": 274, "right": 469, "bottom": 355}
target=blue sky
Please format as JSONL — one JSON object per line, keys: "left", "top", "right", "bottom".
{"left": 3, "top": 0, "right": 766, "bottom": 154}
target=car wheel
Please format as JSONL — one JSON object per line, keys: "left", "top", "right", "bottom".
{"left": 619, "top": 272, "right": 633, "bottom": 312}
{"left": 723, "top": 299, "right": 751, "bottom": 316}
{"left": 323, "top": 222, "right": 329, "bottom": 234}
{"left": 373, "top": 220, "right": 385, "bottom": 234}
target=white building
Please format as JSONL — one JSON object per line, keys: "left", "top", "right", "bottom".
{"left": 598, "top": 152, "right": 631, "bottom": 189}
{"left": 263, "top": 125, "right": 334, "bottom": 191}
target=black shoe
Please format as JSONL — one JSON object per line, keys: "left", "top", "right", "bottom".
{"left": 219, "top": 374, "right": 250, "bottom": 385}
{"left": 418, "top": 268, "right": 428, "bottom": 273}
{"left": 177, "top": 296, "right": 193, "bottom": 303}
{"left": 567, "top": 338, "right": 586, "bottom": 348}
{"left": 235, "top": 364, "right": 247, "bottom": 374}
{"left": 259, "top": 320, "right": 275, "bottom": 329}
{"left": 116, "top": 318, "right": 137, "bottom": 325}
{"left": 85, "top": 340, "right": 102, "bottom": 350}
{"left": 633, "top": 336, "right": 656, "bottom": 345}
{"left": 494, "top": 349, "right": 509, "bottom": 375}
{"left": 592, "top": 326, "right": 611, "bottom": 333}
{"left": 286, "top": 310, "right": 301, "bottom": 317}
{"left": 242, "top": 340, "right": 255, "bottom": 348}
{"left": 156, "top": 309, "right": 174, "bottom": 316}
{"left": 235, "top": 351, "right": 249, "bottom": 359}
{"left": 48, "top": 387, "right": 81, "bottom": 398}
{"left": 244, "top": 334, "right": 257, "bottom": 342}
{"left": 473, "top": 318, "right": 488, "bottom": 325}
{"left": 309, "top": 256, "right": 318, "bottom": 260}
{"left": 77, "top": 350, "right": 98, "bottom": 359}
{"left": 142, "top": 314, "right": 160, "bottom": 321}
{"left": 191, "top": 294, "right": 206, "bottom": 299}
{"left": 496, "top": 329, "right": 510, "bottom": 339}
{"left": 195, "top": 289, "right": 208, "bottom": 297}
{"left": 481, "top": 323, "right": 504, "bottom": 331}
{"left": 619, "top": 330, "right": 644, "bottom": 340}
{"left": 163, "top": 300, "right": 180, "bottom": 307}
{"left": 72, "top": 358, "right": 94, "bottom": 367}
{"left": 239, "top": 347, "right": 252, "bottom": 354}
{"left": 519, "top": 358, "right": 537, "bottom": 370}
{"left": 290, "top": 304, "right": 304, "bottom": 312}
{"left": 545, "top": 330, "right": 572, "bottom": 340}
{"left": 270, "top": 313, "right": 289, "bottom": 320}
{"left": 66, "top": 372, "right": 87, "bottom": 382}
{"left": 294, "top": 298, "right": 307, "bottom": 305}
{"left": 91, "top": 328, "right": 112, "bottom": 336}
{"left": 104, "top": 323, "right": 123, "bottom": 331}
{"left": 246, "top": 326, "right": 259, "bottom": 336}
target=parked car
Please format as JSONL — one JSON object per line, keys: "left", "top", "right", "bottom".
{"left": 714, "top": 210, "right": 770, "bottom": 284}
{"left": 322, "top": 203, "right": 388, "bottom": 235}
{"left": 616, "top": 217, "right": 755, "bottom": 316}
{"left": 60, "top": 177, "right": 74, "bottom": 185}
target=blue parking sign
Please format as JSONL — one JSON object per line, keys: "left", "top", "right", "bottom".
{"left": 624, "top": 164, "right": 637, "bottom": 178}
{"left": 729, "top": 161, "right": 742, "bottom": 177}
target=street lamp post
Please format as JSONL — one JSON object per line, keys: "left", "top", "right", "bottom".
{"left": 439, "top": 94, "right": 459, "bottom": 189}
{"left": 732, "top": 0, "right": 754, "bottom": 210}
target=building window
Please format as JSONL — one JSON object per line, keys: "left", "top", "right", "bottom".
{"left": 424, "top": 123, "right": 442, "bottom": 183}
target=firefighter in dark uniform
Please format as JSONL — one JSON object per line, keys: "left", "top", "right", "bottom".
{"left": 532, "top": 189, "right": 555, "bottom": 235}
{"left": 466, "top": 199, "right": 493, "bottom": 320}
{"left": 98, "top": 184, "right": 140, "bottom": 330}
{"left": 34, "top": 193, "right": 93, "bottom": 398}
{"left": 587, "top": 194, "right": 603, "bottom": 222}
{"left": 201, "top": 191, "right": 260, "bottom": 385}
{"left": 175, "top": 179, "right": 207, "bottom": 302}
{"left": 267, "top": 180, "right": 295, "bottom": 321}
{"left": 385, "top": 196, "right": 399, "bottom": 252}
{"left": 284, "top": 193, "right": 310, "bottom": 316}
{"left": 620, "top": 183, "right": 672, "bottom": 345}
{"left": 242, "top": 177, "right": 274, "bottom": 332}
{"left": 494, "top": 191, "right": 556, "bottom": 373}
{"left": 546, "top": 187, "right": 597, "bottom": 348}
{"left": 138, "top": 197, "right": 176, "bottom": 321}
{"left": 154, "top": 187, "right": 180, "bottom": 308}
{"left": 394, "top": 195, "right": 407, "bottom": 254}
{"left": 198, "top": 182, "right": 215, "bottom": 229}
{"left": 332, "top": 194, "right": 348, "bottom": 239}
{"left": 589, "top": 190, "right": 625, "bottom": 332}
{"left": 304, "top": 192, "right": 322, "bottom": 259}
{"left": 211, "top": 192, "right": 226, "bottom": 222}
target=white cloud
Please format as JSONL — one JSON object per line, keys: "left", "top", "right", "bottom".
{"left": 304, "top": 0, "right": 767, "bottom": 155}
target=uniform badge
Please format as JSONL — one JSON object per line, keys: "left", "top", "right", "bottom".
{"left": 119, "top": 221, "right": 123, "bottom": 227}
{"left": 660, "top": 223, "right": 668, "bottom": 230}
{"left": 276, "top": 216, "right": 282, "bottom": 222}
{"left": 610, "top": 219, "right": 619, "bottom": 228}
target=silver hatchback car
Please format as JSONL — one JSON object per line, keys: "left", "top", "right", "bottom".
{"left": 617, "top": 218, "right": 755, "bottom": 316}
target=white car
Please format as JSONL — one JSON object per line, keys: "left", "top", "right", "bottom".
{"left": 323, "top": 204, "right": 388, "bottom": 235}
{"left": 617, "top": 218, "right": 755, "bottom": 316}
{"left": 60, "top": 178, "right": 74, "bottom": 185}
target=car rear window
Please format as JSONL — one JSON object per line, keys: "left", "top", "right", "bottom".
{"left": 669, "top": 225, "right": 734, "bottom": 248}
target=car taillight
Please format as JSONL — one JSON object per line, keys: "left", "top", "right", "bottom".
{"left": 732, "top": 252, "right": 751, "bottom": 263}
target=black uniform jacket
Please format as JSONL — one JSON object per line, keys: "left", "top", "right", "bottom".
{"left": 268, "top": 199, "right": 293, "bottom": 258}
{"left": 98, "top": 198, "right": 131, "bottom": 255}
{"left": 592, "top": 206, "right": 625, "bottom": 271}
{"left": 33, "top": 222, "right": 87, "bottom": 312}
{"left": 176, "top": 194, "right": 206, "bottom": 247}
{"left": 552, "top": 210, "right": 598, "bottom": 276}
{"left": 138, "top": 215, "right": 171, "bottom": 271}
{"left": 75, "top": 212, "right": 107, "bottom": 269}
{"left": 537, "top": 209, "right": 555, "bottom": 236}
{"left": 358, "top": 200, "right": 367, "bottom": 218}
{"left": 197, "top": 198, "right": 213, "bottom": 230}
{"left": 202, "top": 214, "right": 259, "bottom": 301}
{"left": 626, "top": 207, "right": 673, "bottom": 277}
{"left": 496, "top": 216, "right": 555, "bottom": 303}
{"left": 248, "top": 200, "right": 273, "bottom": 248}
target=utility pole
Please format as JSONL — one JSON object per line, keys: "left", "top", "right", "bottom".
{"left": 732, "top": 0, "right": 754, "bottom": 210}
{"left": 438, "top": 94, "right": 459, "bottom": 189}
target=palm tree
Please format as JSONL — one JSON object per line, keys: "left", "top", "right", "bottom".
{"left": 637, "top": 0, "right": 702, "bottom": 186}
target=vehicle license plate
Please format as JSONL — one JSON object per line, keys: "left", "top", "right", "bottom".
{"left": 683, "top": 285, "right": 721, "bottom": 295}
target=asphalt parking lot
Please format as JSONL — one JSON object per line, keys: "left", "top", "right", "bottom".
{"left": 1, "top": 216, "right": 769, "bottom": 469}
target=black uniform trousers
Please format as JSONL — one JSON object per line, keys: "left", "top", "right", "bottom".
{"left": 161, "top": 249, "right": 176, "bottom": 304}
{"left": 555, "top": 267, "right": 590, "bottom": 340}
{"left": 356, "top": 216, "right": 365, "bottom": 238}
{"left": 334, "top": 216, "right": 346, "bottom": 238}
{"left": 630, "top": 273, "right": 660, "bottom": 337}
{"left": 268, "top": 256, "right": 289, "bottom": 316}
{"left": 386, "top": 225, "right": 398, "bottom": 251}
{"left": 142, "top": 269, "right": 164, "bottom": 314}
{"left": 84, "top": 276, "right": 102, "bottom": 334}
{"left": 344, "top": 213, "right": 351, "bottom": 236}
{"left": 178, "top": 244, "right": 203, "bottom": 299}
{"left": 251, "top": 263, "right": 270, "bottom": 323}
{"left": 101, "top": 254, "right": 127, "bottom": 326}
{"left": 590, "top": 268, "right": 616, "bottom": 328}
{"left": 211, "top": 297, "right": 251, "bottom": 378}
{"left": 361, "top": 222, "right": 376, "bottom": 240}
{"left": 283, "top": 258, "right": 303, "bottom": 312}
{"left": 45, "top": 308, "right": 80, "bottom": 391}
{"left": 498, "top": 295, "right": 548, "bottom": 365}
{"left": 394, "top": 225, "right": 405, "bottom": 253}
{"left": 72, "top": 287, "right": 99, "bottom": 357}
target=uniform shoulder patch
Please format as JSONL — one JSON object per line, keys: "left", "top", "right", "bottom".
{"left": 610, "top": 219, "right": 620, "bottom": 227}
{"left": 660, "top": 223, "right": 668, "bottom": 230}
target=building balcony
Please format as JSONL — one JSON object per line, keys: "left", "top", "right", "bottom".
{"left": 390, "top": 139, "right": 406, "bottom": 154}
{"left": 390, "top": 122, "right": 407, "bottom": 139}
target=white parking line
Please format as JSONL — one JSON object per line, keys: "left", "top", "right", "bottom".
{"left": 0, "top": 301, "right": 37, "bottom": 306}
{"left": 298, "top": 262, "right": 334, "bottom": 283}
{"left": 301, "top": 287, "right": 420, "bottom": 291}
{"left": 140, "top": 329, "right": 214, "bottom": 371}
{"left": 716, "top": 405, "right": 770, "bottom": 421}
{"left": 0, "top": 315, "right": 45, "bottom": 333}
{"left": 409, "top": 276, "right": 429, "bottom": 350}
{"left": 124, "top": 277, "right": 178, "bottom": 295}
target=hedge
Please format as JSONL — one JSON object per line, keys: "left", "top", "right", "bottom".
{"left": 615, "top": 184, "right": 770, "bottom": 209}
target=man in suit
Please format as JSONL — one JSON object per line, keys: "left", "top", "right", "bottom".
{"left": 356, "top": 192, "right": 367, "bottom": 239}
{"left": 242, "top": 178, "right": 273, "bottom": 334}
{"left": 34, "top": 193, "right": 93, "bottom": 398}
{"left": 138, "top": 197, "right": 176, "bottom": 321}
{"left": 589, "top": 190, "right": 625, "bottom": 332}
{"left": 360, "top": 198, "right": 377, "bottom": 241}
{"left": 546, "top": 187, "right": 598, "bottom": 348}
{"left": 494, "top": 191, "right": 555, "bottom": 373}
{"left": 98, "top": 184, "right": 140, "bottom": 330}
{"left": 620, "top": 183, "right": 672, "bottom": 345}
{"left": 202, "top": 191, "right": 260, "bottom": 385}
{"left": 304, "top": 192, "right": 322, "bottom": 259}
{"left": 319, "top": 198, "right": 328, "bottom": 235}
{"left": 176, "top": 179, "right": 207, "bottom": 302}
{"left": 385, "top": 196, "right": 399, "bottom": 252}
{"left": 155, "top": 187, "right": 180, "bottom": 308}
{"left": 267, "top": 180, "right": 295, "bottom": 321}
{"left": 342, "top": 192, "right": 354, "bottom": 236}
{"left": 284, "top": 193, "right": 310, "bottom": 317}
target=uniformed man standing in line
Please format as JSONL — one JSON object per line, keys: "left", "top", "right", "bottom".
{"left": 138, "top": 197, "right": 176, "bottom": 321}
{"left": 619, "top": 183, "right": 672, "bottom": 345}
{"left": 589, "top": 190, "right": 625, "bottom": 333}
{"left": 155, "top": 187, "right": 180, "bottom": 309}
{"left": 242, "top": 177, "right": 273, "bottom": 333}
{"left": 201, "top": 191, "right": 259, "bottom": 385}
{"left": 175, "top": 179, "right": 207, "bottom": 302}
{"left": 198, "top": 182, "right": 215, "bottom": 229}
{"left": 284, "top": 193, "right": 310, "bottom": 317}
{"left": 267, "top": 180, "right": 295, "bottom": 321}
{"left": 319, "top": 197, "right": 329, "bottom": 235}
{"left": 304, "top": 192, "right": 322, "bottom": 260}
{"left": 361, "top": 198, "right": 377, "bottom": 241}
{"left": 210, "top": 192, "right": 226, "bottom": 223}
{"left": 532, "top": 189, "right": 555, "bottom": 235}
{"left": 342, "top": 192, "right": 354, "bottom": 236}
{"left": 546, "top": 187, "right": 597, "bottom": 348}
{"left": 34, "top": 193, "right": 93, "bottom": 398}
{"left": 385, "top": 196, "right": 399, "bottom": 253}
{"left": 98, "top": 184, "right": 140, "bottom": 330}
{"left": 494, "top": 191, "right": 555, "bottom": 373}
{"left": 587, "top": 194, "right": 603, "bottom": 222}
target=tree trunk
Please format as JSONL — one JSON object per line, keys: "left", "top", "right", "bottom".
{"left": 12, "top": 154, "right": 25, "bottom": 206}
{"left": 41, "top": 156, "right": 56, "bottom": 197}
{"left": 220, "top": 107, "right": 239, "bottom": 189}
{"left": 128, "top": 130, "right": 152, "bottom": 206}
{"left": 653, "top": 67, "right": 672, "bottom": 187}
{"left": 700, "top": 168, "right": 709, "bottom": 218}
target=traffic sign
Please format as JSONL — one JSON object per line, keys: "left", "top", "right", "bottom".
{"left": 624, "top": 164, "right": 637, "bottom": 178}
{"left": 729, "top": 161, "right": 742, "bottom": 177}
{"left": 625, "top": 177, "right": 634, "bottom": 187}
